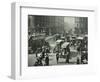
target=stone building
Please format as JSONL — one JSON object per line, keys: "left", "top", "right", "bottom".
{"left": 28, "top": 15, "right": 64, "bottom": 36}
{"left": 74, "top": 17, "right": 88, "bottom": 35}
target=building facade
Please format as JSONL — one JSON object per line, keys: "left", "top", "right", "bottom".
{"left": 28, "top": 15, "right": 64, "bottom": 36}
{"left": 74, "top": 17, "right": 88, "bottom": 35}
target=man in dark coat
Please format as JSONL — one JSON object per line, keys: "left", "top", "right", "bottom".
{"left": 56, "top": 52, "right": 59, "bottom": 64}
{"left": 66, "top": 44, "right": 70, "bottom": 63}
{"left": 45, "top": 54, "right": 49, "bottom": 66}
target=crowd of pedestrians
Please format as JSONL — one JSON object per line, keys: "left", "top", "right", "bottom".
{"left": 28, "top": 33, "right": 88, "bottom": 66}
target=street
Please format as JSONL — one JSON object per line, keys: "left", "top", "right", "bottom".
{"left": 28, "top": 35, "right": 80, "bottom": 66}
{"left": 28, "top": 52, "right": 79, "bottom": 66}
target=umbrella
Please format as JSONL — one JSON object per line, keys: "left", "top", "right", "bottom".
{"left": 72, "top": 36, "right": 76, "bottom": 38}
{"left": 77, "top": 37, "right": 83, "bottom": 40}
{"left": 61, "top": 37, "right": 65, "bottom": 39}
{"left": 84, "top": 35, "right": 88, "bottom": 37}
{"left": 37, "top": 53, "right": 42, "bottom": 57}
{"left": 61, "top": 42, "right": 69, "bottom": 48}
{"left": 56, "top": 40, "right": 63, "bottom": 43}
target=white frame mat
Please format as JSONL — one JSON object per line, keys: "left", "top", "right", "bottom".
{"left": 11, "top": 2, "right": 97, "bottom": 80}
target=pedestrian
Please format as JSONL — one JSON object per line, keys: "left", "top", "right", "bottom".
{"left": 45, "top": 47, "right": 50, "bottom": 53}
{"left": 38, "top": 57, "right": 43, "bottom": 66}
{"left": 56, "top": 52, "right": 59, "bottom": 64}
{"left": 34, "top": 61, "right": 38, "bottom": 66}
{"left": 41, "top": 48, "right": 45, "bottom": 59}
{"left": 77, "top": 57, "right": 80, "bottom": 64}
{"left": 64, "top": 48, "right": 67, "bottom": 55}
{"left": 34, "top": 57, "right": 43, "bottom": 66}
{"left": 45, "top": 54, "right": 49, "bottom": 66}
{"left": 66, "top": 53, "right": 70, "bottom": 63}
{"left": 35, "top": 49, "right": 38, "bottom": 57}
{"left": 66, "top": 44, "right": 70, "bottom": 63}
